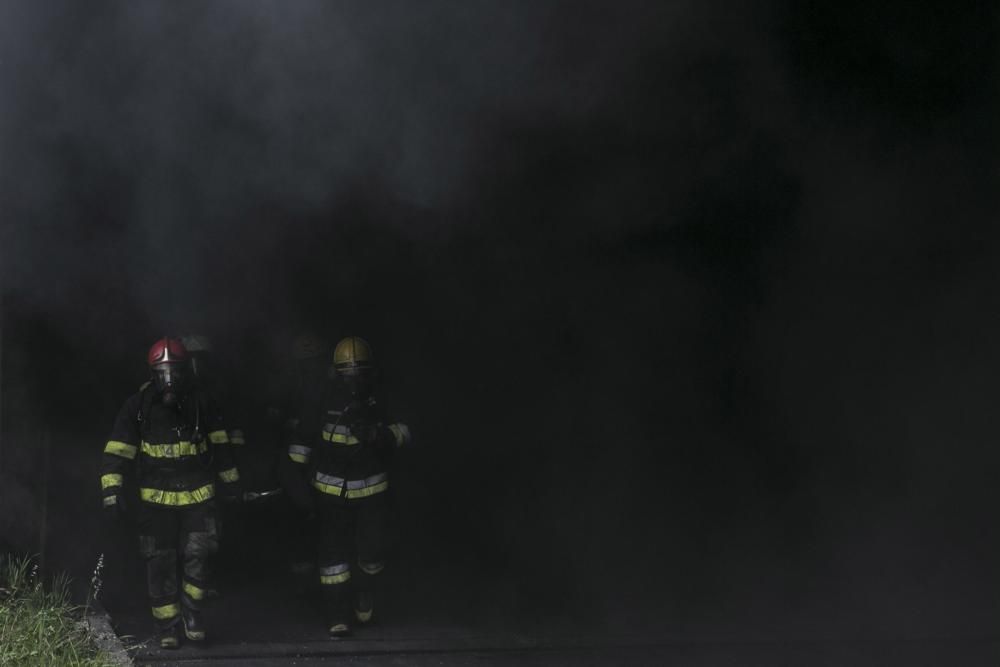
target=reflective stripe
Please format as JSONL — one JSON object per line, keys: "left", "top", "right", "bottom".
{"left": 140, "top": 484, "right": 215, "bottom": 506}
{"left": 324, "top": 423, "right": 352, "bottom": 435}
{"left": 312, "top": 478, "right": 343, "bottom": 496}
{"left": 183, "top": 581, "right": 206, "bottom": 601}
{"left": 228, "top": 429, "right": 245, "bottom": 445}
{"left": 104, "top": 440, "right": 137, "bottom": 459}
{"left": 218, "top": 467, "right": 240, "bottom": 483}
{"left": 103, "top": 496, "right": 117, "bottom": 507}
{"left": 208, "top": 430, "right": 229, "bottom": 444}
{"left": 358, "top": 560, "right": 385, "bottom": 575}
{"left": 319, "top": 562, "right": 350, "bottom": 576}
{"left": 312, "top": 472, "right": 388, "bottom": 499}
{"left": 319, "top": 563, "right": 351, "bottom": 585}
{"left": 322, "top": 431, "right": 359, "bottom": 445}
{"left": 152, "top": 603, "right": 180, "bottom": 620}
{"left": 320, "top": 572, "right": 351, "bottom": 584}
{"left": 346, "top": 481, "right": 388, "bottom": 499}
{"left": 288, "top": 445, "right": 311, "bottom": 464}
{"left": 141, "top": 441, "right": 206, "bottom": 458}
{"left": 101, "top": 473, "right": 124, "bottom": 490}
{"left": 388, "top": 423, "right": 410, "bottom": 447}
{"left": 346, "top": 473, "right": 387, "bottom": 489}
{"left": 315, "top": 472, "right": 345, "bottom": 486}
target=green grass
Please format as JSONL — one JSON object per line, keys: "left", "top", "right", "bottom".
{"left": 0, "top": 555, "right": 118, "bottom": 667}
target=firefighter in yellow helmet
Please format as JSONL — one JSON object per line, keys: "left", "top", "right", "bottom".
{"left": 285, "top": 336, "right": 411, "bottom": 638}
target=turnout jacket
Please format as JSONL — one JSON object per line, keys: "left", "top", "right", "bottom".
{"left": 101, "top": 388, "right": 241, "bottom": 508}
{"left": 286, "top": 384, "right": 410, "bottom": 507}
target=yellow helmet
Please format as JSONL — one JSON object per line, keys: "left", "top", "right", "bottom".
{"left": 333, "top": 336, "right": 373, "bottom": 375}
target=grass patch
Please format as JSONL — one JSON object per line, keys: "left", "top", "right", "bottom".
{"left": 0, "top": 555, "right": 118, "bottom": 666}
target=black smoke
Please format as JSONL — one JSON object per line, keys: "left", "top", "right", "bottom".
{"left": 0, "top": 0, "right": 997, "bottom": 642}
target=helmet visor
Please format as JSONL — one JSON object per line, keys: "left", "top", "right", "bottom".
{"left": 152, "top": 362, "right": 186, "bottom": 394}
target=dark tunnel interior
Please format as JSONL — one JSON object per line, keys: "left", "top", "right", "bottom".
{"left": 0, "top": 0, "right": 998, "bottom": 659}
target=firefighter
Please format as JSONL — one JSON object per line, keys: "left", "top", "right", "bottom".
{"left": 100, "top": 337, "right": 242, "bottom": 649}
{"left": 286, "top": 336, "right": 411, "bottom": 638}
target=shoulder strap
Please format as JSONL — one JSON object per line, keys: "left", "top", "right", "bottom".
{"left": 136, "top": 386, "right": 155, "bottom": 440}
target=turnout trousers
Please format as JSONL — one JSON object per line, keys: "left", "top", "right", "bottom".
{"left": 316, "top": 497, "right": 389, "bottom": 625}
{"left": 136, "top": 501, "right": 219, "bottom": 629}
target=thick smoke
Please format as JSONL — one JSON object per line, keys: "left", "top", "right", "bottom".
{"left": 0, "top": 0, "right": 997, "bottom": 640}
{"left": 0, "top": 1, "right": 698, "bottom": 322}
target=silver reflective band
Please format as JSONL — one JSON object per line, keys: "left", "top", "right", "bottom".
{"left": 319, "top": 562, "right": 350, "bottom": 576}
{"left": 315, "top": 472, "right": 345, "bottom": 487}
{"left": 323, "top": 423, "right": 351, "bottom": 435}
{"left": 288, "top": 445, "right": 312, "bottom": 457}
{"left": 346, "top": 473, "right": 387, "bottom": 490}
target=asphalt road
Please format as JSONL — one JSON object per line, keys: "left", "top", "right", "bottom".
{"left": 98, "top": 498, "right": 1000, "bottom": 666}
{"left": 108, "top": 569, "right": 1000, "bottom": 667}
{"left": 130, "top": 636, "right": 1000, "bottom": 667}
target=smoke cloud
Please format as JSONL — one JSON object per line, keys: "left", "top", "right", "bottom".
{"left": 0, "top": 0, "right": 996, "bottom": 641}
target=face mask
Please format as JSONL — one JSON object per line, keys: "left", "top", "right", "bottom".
{"left": 340, "top": 368, "right": 373, "bottom": 397}
{"left": 152, "top": 363, "right": 186, "bottom": 406}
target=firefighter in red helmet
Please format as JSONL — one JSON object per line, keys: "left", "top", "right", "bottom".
{"left": 100, "top": 337, "right": 242, "bottom": 649}
{"left": 286, "top": 336, "right": 411, "bottom": 638}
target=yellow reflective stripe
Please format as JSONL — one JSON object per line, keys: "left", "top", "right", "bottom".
{"left": 140, "top": 484, "right": 215, "bottom": 506}
{"left": 311, "top": 479, "right": 389, "bottom": 499}
{"left": 319, "top": 571, "right": 351, "bottom": 585}
{"left": 218, "top": 467, "right": 240, "bottom": 483}
{"left": 312, "top": 479, "right": 343, "bottom": 496}
{"left": 101, "top": 473, "right": 123, "bottom": 490}
{"left": 323, "top": 431, "right": 360, "bottom": 445}
{"left": 229, "top": 430, "right": 245, "bottom": 445}
{"left": 208, "top": 430, "right": 229, "bottom": 444}
{"left": 104, "top": 440, "right": 137, "bottom": 459}
{"left": 151, "top": 603, "right": 180, "bottom": 620}
{"left": 103, "top": 496, "right": 118, "bottom": 507}
{"left": 346, "top": 481, "right": 388, "bottom": 499}
{"left": 288, "top": 445, "right": 311, "bottom": 463}
{"left": 183, "top": 581, "right": 206, "bottom": 601}
{"left": 141, "top": 441, "right": 206, "bottom": 458}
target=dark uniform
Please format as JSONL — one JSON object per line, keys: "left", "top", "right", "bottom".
{"left": 286, "top": 336, "right": 410, "bottom": 635}
{"left": 101, "top": 382, "right": 240, "bottom": 639}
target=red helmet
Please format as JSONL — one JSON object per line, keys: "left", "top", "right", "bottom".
{"left": 148, "top": 337, "right": 188, "bottom": 367}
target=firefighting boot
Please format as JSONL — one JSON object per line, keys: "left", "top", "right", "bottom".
{"left": 354, "top": 591, "right": 374, "bottom": 624}
{"left": 328, "top": 621, "right": 352, "bottom": 639}
{"left": 158, "top": 623, "right": 182, "bottom": 650}
{"left": 182, "top": 607, "right": 206, "bottom": 642}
